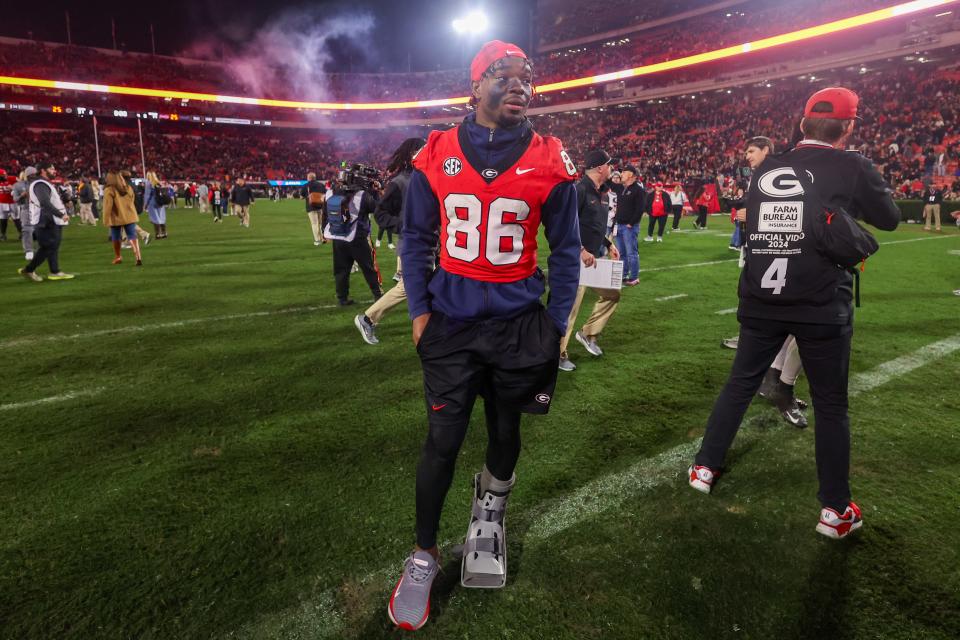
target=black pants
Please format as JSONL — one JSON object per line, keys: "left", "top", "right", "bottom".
{"left": 377, "top": 225, "right": 393, "bottom": 244}
{"left": 647, "top": 215, "right": 667, "bottom": 238}
{"left": 332, "top": 235, "right": 381, "bottom": 302}
{"left": 694, "top": 316, "right": 853, "bottom": 511}
{"left": 414, "top": 306, "right": 561, "bottom": 549}
{"left": 24, "top": 225, "right": 62, "bottom": 273}
{"left": 696, "top": 205, "right": 708, "bottom": 228}
{"left": 671, "top": 204, "right": 684, "bottom": 229}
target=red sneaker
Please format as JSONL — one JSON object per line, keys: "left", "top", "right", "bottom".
{"left": 816, "top": 502, "right": 863, "bottom": 539}
{"left": 688, "top": 465, "right": 718, "bottom": 494}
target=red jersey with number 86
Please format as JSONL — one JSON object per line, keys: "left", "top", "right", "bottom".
{"left": 414, "top": 126, "right": 577, "bottom": 283}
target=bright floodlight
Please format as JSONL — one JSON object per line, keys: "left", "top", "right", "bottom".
{"left": 453, "top": 10, "right": 489, "bottom": 34}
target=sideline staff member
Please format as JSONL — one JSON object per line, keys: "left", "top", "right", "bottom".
{"left": 559, "top": 149, "right": 621, "bottom": 372}
{"left": 688, "top": 88, "right": 900, "bottom": 539}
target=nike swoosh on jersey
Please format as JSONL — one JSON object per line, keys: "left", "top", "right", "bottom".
{"left": 431, "top": 403, "right": 447, "bottom": 411}
{"left": 515, "top": 167, "right": 536, "bottom": 175}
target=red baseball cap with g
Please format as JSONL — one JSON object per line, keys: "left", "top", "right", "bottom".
{"left": 804, "top": 87, "right": 859, "bottom": 119}
{"left": 470, "top": 40, "right": 528, "bottom": 82}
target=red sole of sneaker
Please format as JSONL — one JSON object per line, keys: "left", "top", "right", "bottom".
{"left": 387, "top": 576, "right": 429, "bottom": 631}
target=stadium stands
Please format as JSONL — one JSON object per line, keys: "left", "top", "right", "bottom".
{"left": 2, "top": 66, "right": 957, "bottom": 202}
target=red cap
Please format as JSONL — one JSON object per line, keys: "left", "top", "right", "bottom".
{"left": 804, "top": 87, "right": 859, "bottom": 119}
{"left": 470, "top": 40, "right": 528, "bottom": 82}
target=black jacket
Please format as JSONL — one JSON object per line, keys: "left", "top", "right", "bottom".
{"left": 615, "top": 181, "right": 644, "bottom": 225}
{"left": 230, "top": 184, "right": 255, "bottom": 206}
{"left": 739, "top": 143, "right": 899, "bottom": 325}
{"left": 79, "top": 183, "right": 94, "bottom": 204}
{"left": 922, "top": 188, "right": 944, "bottom": 205}
{"left": 373, "top": 170, "right": 410, "bottom": 233}
{"left": 576, "top": 175, "right": 612, "bottom": 257}
{"left": 302, "top": 179, "right": 325, "bottom": 211}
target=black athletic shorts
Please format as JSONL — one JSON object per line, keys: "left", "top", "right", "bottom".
{"left": 416, "top": 304, "right": 561, "bottom": 415}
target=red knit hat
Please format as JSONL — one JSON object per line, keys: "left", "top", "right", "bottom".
{"left": 470, "top": 40, "right": 528, "bottom": 82}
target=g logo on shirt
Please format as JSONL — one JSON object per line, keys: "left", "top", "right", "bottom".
{"left": 757, "top": 168, "right": 805, "bottom": 198}
{"left": 443, "top": 157, "right": 462, "bottom": 177}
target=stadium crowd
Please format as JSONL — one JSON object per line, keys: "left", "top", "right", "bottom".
{"left": 2, "top": 67, "right": 956, "bottom": 203}
{"left": 0, "top": 0, "right": 917, "bottom": 107}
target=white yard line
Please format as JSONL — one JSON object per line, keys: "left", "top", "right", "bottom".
{"left": 640, "top": 258, "right": 738, "bottom": 273}
{"left": 715, "top": 307, "right": 738, "bottom": 315}
{"left": 880, "top": 235, "right": 957, "bottom": 246}
{"left": 0, "top": 387, "right": 104, "bottom": 412}
{"left": 849, "top": 333, "right": 960, "bottom": 396}
{"left": 226, "top": 333, "right": 960, "bottom": 639}
{"left": 0, "top": 304, "right": 362, "bottom": 350}
{"left": 655, "top": 294, "right": 688, "bottom": 302}
{"left": 80, "top": 256, "right": 311, "bottom": 276}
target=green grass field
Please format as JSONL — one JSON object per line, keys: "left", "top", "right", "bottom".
{"left": 2, "top": 200, "right": 958, "bottom": 639}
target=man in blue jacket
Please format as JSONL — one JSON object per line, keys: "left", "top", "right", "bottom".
{"left": 388, "top": 40, "right": 581, "bottom": 631}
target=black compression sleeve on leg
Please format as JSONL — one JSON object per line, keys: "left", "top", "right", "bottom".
{"left": 483, "top": 400, "right": 522, "bottom": 482}
{"left": 415, "top": 413, "right": 472, "bottom": 549}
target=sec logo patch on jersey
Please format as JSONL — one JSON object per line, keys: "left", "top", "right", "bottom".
{"left": 443, "top": 157, "right": 462, "bottom": 177}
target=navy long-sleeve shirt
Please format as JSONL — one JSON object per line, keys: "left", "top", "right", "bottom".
{"left": 401, "top": 115, "right": 581, "bottom": 333}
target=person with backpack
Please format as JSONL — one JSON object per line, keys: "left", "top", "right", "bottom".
{"left": 323, "top": 177, "right": 382, "bottom": 306}
{"left": 687, "top": 87, "right": 900, "bottom": 539}
{"left": 145, "top": 171, "right": 169, "bottom": 239}
{"left": 354, "top": 137, "right": 425, "bottom": 345}
{"left": 302, "top": 172, "right": 326, "bottom": 246}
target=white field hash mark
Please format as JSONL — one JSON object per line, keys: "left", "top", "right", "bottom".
{"left": 0, "top": 387, "right": 104, "bottom": 411}
{"left": 655, "top": 294, "right": 688, "bottom": 302}
{"left": 227, "top": 333, "right": 960, "bottom": 639}
{"left": 716, "top": 307, "right": 738, "bottom": 315}
{"left": 0, "top": 303, "right": 371, "bottom": 350}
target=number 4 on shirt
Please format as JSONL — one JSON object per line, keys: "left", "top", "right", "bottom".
{"left": 761, "top": 257, "right": 788, "bottom": 295}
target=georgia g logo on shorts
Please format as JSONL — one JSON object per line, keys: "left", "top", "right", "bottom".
{"left": 443, "top": 157, "right": 462, "bottom": 177}
{"left": 757, "top": 167, "right": 805, "bottom": 198}
{"left": 535, "top": 393, "right": 551, "bottom": 404}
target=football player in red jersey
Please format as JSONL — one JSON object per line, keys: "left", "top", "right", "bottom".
{"left": 387, "top": 41, "right": 582, "bottom": 630}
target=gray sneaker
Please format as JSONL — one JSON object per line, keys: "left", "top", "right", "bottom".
{"left": 576, "top": 331, "right": 603, "bottom": 356}
{"left": 721, "top": 336, "right": 739, "bottom": 350}
{"left": 388, "top": 550, "right": 439, "bottom": 631}
{"left": 558, "top": 355, "right": 576, "bottom": 372}
{"left": 354, "top": 314, "right": 379, "bottom": 345}
{"left": 18, "top": 268, "right": 42, "bottom": 282}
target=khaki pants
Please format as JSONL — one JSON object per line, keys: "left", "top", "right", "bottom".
{"left": 235, "top": 204, "right": 250, "bottom": 227}
{"left": 365, "top": 278, "right": 406, "bottom": 325}
{"left": 923, "top": 204, "right": 941, "bottom": 230}
{"left": 560, "top": 285, "right": 620, "bottom": 356}
{"left": 79, "top": 202, "right": 95, "bottom": 225}
{"left": 308, "top": 210, "right": 323, "bottom": 242}
{"left": 199, "top": 198, "right": 208, "bottom": 213}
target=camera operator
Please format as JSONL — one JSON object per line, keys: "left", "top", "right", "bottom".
{"left": 688, "top": 88, "right": 900, "bottom": 539}
{"left": 324, "top": 167, "right": 383, "bottom": 306}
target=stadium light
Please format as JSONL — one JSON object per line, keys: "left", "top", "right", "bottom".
{"left": 0, "top": 0, "right": 953, "bottom": 111}
{"left": 452, "top": 10, "right": 489, "bottom": 34}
